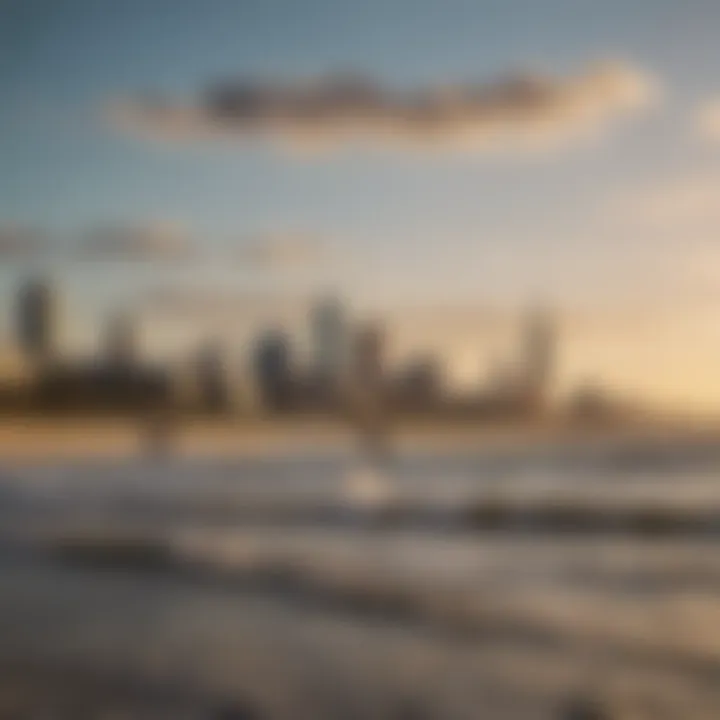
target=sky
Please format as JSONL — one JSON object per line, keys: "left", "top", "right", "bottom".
{"left": 2, "top": 0, "right": 720, "bottom": 408}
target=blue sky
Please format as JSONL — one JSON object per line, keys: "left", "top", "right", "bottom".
{"left": 2, "top": 0, "right": 720, "bottom": 406}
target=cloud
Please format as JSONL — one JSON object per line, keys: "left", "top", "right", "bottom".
{"left": 235, "top": 233, "right": 329, "bottom": 269}
{"left": 77, "top": 221, "right": 193, "bottom": 261}
{"left": 695, "top": 99, "right": 720, "bottom": 142}
{"left": 0, "top": 225, "right": 41, "bottom": 259}
{"left": 110, "top": 60, "right": 657, "bottom": 154}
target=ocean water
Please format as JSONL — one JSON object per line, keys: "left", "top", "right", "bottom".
{"left": 3, "top": 437, "right": 720, "bottom": 718}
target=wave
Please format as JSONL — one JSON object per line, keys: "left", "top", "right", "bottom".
{"left": 9, "top": 493, "right": 720, "bottom": 539}
{"left": 22, "top": 527, "right": 720, "bottom": 688}
{"left": 5, "top": 439, "right": 720, "bottom": 539}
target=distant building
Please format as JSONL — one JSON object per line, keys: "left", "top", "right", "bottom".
{"left": 351, "top": 321, "right": 385, "bottom": 393}
{"left": 392, "top": 354, "right": 442, "bottom": 412}
{"left": 311, "top": 295, "right": 348, "bottom": 382}
{"left": 520, "top": 308, "right": 556, "bottom": 412}
{"left": 15, "top": 277, "right": 58, "bottom": 366}
{"left": 309, "top": 295, "right": 349, "bottom": 409}
{"left": 349, "top": 320, "right": 390, "bottom": 453}
{"left": 567, "top": 381, "right": 630, "bottom": 424}
{"left": 233, "top": 358, "right": 262, "bottom": 415}
{"left": 33, "top": 361, "right": 171, "bottom": 414}
{"left": 0, "top": 345, "right": 35, "bottom": 413}
{"left": 104, "top": 311, "right": 139, "bottom": 368}
{"left": 349, "top": 320, "right": 386, "bottom": 413}
{"left": 195, "top": 340, "right": 232, "bottom": 413}
{"left": 253, "top": 330, "right": 295, "bottom": 412}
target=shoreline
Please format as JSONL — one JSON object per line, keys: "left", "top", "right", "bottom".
{"left": 0, "top": 415, "right": 718, "bottom": 463}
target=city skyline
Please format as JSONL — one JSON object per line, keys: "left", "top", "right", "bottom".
{"left": 2, "top": 273, "right": 565, "bottom": 412}
{"left": 1, "top": 273, "right": 568, "bottom": 424}
{"left": 3, "top": 1, "right": 720, "bottom": 410}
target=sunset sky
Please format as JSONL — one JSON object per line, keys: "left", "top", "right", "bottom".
{"left": 2, "top": 0, "right": 720, "bottom": 409}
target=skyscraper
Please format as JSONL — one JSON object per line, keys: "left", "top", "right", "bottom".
{"left": 195, "top": 339, "right": 231, "bottom": 413}
{"left": 310, "top": 295, "right": 348, "bottom": 386}
{"left": 349, "top": 320, "right": 389, "bottom": 456}
{"left": 521, "top": 307, "right": 556, "bottom": 410}
{"left": 15, "top": 277, "right": 58, "bottom": 366}
{"left": 104, "top": 311, "right": 139, "bottom": 368}
{"left": 253, "top": 329, "right": 295, "bottom": 412}
{"left": 351, "top": 320, "right": 385, "bottom": 393}
{"left": 394, "top": 354, "right": 441, "bottom": 412}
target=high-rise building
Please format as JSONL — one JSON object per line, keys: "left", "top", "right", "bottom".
{"left": 310, "top": 295, "right": 348, "bottom": 383}
{"left": 308, "top": 295, "right": 349, "bottom": 410}
{"left": 393, "top": 354, "right": 441, "bottom": 411}
{"left": 195, "top": 340, "right": 231, "bottom": 413}
{"left": 351, "top": 320, "right": 385, "bottom": 391}
{"left": 104, "top": 311, "right": 139, "bottom": 368}
{"left": 349, "top": 320, "right": 390, "bottom": 454}
{"left": 15, "top": 277, "right": 58, "bottom": 366}
{"left": 253, "top": 329, "right": 295, "bottom": 412}
{"left": 521, "top": 307, "right": 555, "bottom": 409}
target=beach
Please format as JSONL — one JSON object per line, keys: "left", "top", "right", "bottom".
{"left": 4, "top": 428, "right": 720, "bottom": 718}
